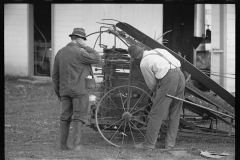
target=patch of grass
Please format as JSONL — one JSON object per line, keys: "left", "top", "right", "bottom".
{"left": 5, "top": 78, "right": 235, "bottom": 160}
{"left": 5, "top": 74, "right": 34, "bottom": 81}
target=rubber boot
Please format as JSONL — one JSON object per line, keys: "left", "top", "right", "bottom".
{"left": 60, "top": 120, "right": 71, "bottom": 151}
{"left": 72, "top": 121, "right": 84, "bottom": 151}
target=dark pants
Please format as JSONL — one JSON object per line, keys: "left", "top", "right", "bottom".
{"left": 144, "top": 68, "right": 185, "bottom": 148}
{"left": 60, "top": 94, "right": 89, "bottom": 124}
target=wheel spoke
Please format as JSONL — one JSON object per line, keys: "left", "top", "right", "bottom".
{"left": 122, "top": 121, "right": 127, "bottom": 146}
{"left": 109, "top": 121, "right": 124, "bottom": 141}
{"left": 126, "top": 87, "right": 132, "bottom": 111}
{"left": 101, "top": 118, "right": 124, "bottom": 131}
{"left": 130, "top": 92, "right": 145, "bottom": 112}
{"left": 123, "top": 98, "right": 128, "bottom": 106}
{"left": 106, "top": 94, "right": 121, "bottom": 109}
{"left": 118, "top": 88, "right": 126, "bottom": 112}
{"left": 128, "top": 121, "right": 136, "bottom": 145}
{"left": 129, "top": 120, "right": 145, "bottom": 137}
{"left": 131, "top": 118, "right": 147, "bottom": 126}
{"left": 131, "top": 101, "right": 153, "bottom": 115}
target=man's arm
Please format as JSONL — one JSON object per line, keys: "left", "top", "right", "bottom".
{"left": 52, "top": 54, "right": 60, "bottom": 98}
{"left": 77, "top": 43, "right": 102, "bottom": 64}
{"left": 82, "top": 46, "right": 102, "bottom": 64}
{"left": 140, "top": 67, "right": 157, "bottom": 91}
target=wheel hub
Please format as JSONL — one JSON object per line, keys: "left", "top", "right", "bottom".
{"left": 122, "top": 112, "right": 132, "bottom": 121}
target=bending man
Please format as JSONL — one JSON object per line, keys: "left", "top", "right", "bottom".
{"left": 128, "top": 45, "right": 185, "bottom": 150}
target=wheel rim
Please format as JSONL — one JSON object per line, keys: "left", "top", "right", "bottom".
{"left": 95, "top": 85, "right": 153, "bottom": 147}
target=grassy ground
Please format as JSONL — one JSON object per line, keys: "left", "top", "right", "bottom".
{"left": 5, "top": 76, "right": 235, "bottom": 160}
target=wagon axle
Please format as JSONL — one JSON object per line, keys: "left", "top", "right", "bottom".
{"left": 122, "top": 112, "right": 132, "bottom": 122}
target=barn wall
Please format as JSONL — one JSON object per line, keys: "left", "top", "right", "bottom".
{"left": 4, "top": 4, "right": 235, "bottom": 93}
{"left": 211, "top": 4, "right": 235, "bottom": 93}
{"left": 52, "top": 4, "right": 163, "bottom": 82}
{"left": 211, "top": 4, "right": 222, "bottom": 85}
{"left": 4, "top": 4, "right": 32, "bottom": 76}
{"left": 52, "top": 4, "right": 163, "bottom": 53}
{"left": 224, "top": 4, "right": 235, "bottom": 93}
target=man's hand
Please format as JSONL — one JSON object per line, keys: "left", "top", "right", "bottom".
{"left": 56, "top": 93, "right": 61, "bottom": 101}
{"left": 54, "top": 87, "right": 61, "bottom": 101}
{"left": 77, "top": 39, "right": 87, "bottom": 48}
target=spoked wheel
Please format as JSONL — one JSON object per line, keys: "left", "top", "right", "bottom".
{"left": 95, "top": 85, "right": 153, "bottom": 147}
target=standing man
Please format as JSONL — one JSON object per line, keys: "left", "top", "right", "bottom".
{"left": 128, "top": 45, "right": 185, "bottom": 150}
{"left": 52, "top": 28, "right": 101, "bottom": 151}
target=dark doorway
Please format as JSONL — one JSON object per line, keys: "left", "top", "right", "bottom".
{"left": 163, "top": 4, "right": 194, "bottom": 64}
{"left": 34, "top": 4, "right": 51, "bottom": 76}
{"left": 163, "top": 5, "right": 210, "bottom": 92}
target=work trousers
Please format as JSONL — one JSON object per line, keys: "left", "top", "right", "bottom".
{"left": 60, "top": 94, "right": 89, "bottom": 124}
{"left": 144, "top": 68, "right": 185, "bottom": 148}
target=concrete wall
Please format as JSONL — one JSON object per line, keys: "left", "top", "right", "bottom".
{"left": 4, "top": 4, "right": 32, "bottom": 76}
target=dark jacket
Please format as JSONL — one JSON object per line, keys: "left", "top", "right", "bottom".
{"left": 52, "top": 42, "right": 101, "bottom": 96}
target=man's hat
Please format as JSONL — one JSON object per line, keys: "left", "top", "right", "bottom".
{"left": 128, "top": 45, "right": 144, "bottom": 59}
{"left": 69, "top": 28, "right": 87, "bottom": 40}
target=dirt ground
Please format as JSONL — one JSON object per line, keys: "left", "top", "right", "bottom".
{"left": 4, "top": 76, "right": 235, "bottom": 160}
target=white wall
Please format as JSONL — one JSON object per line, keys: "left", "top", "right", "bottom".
{"left": 52, "top": 4, "right": 163, "bottom": 82}
{"left": 225, "top": 4, "right": 235, "bottom": 92}
{"left": 52, "top": 4, "right": 163, "bottom": 53}
{"left": 211, "top": 4, "right": 222, "bottom": 85}
{"left": 211, "top": 4, "right": 235, "bottom": 93}
{"left": 4, "top": 4, "right": 30, "bottom": 76}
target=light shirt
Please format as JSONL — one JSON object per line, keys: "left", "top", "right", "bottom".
{"left": 140, "top": 48, "right": 181, "bottom": 90}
